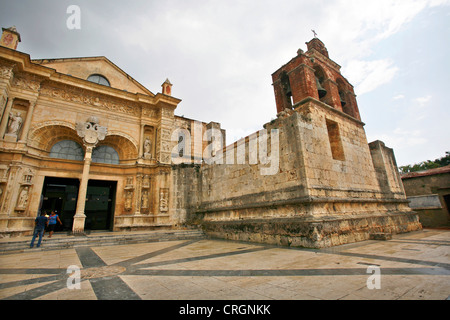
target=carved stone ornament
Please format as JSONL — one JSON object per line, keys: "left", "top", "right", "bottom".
{"left": 159, "top": 188, "right": 169, "bottom": 212}
{"left": 40, "top": 84, "right": 140, "bottom": 116}
{"left": 16, "top": 186, "right": 29, "bottom": 209}
{"left": 0, "top": 65, "right": 13, "bottom": 79}
{"left": 12, "top": 75, "right": 41, "bottom": 91}
{"left": 76, "top": 116, "right": 107, "bottom": 145}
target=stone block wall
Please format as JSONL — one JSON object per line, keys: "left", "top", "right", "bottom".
{"left": 369, "top": 140, "right": 405, "bottom": 197}
{"left": 172, "top": 99, "right": 422, "bottom": 248}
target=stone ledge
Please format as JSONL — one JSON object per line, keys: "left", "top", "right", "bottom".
{"left": 201, "top": 211, "right": 422, "bottom": 248}
{"left": 196, "top": 193, "right": 410, "bottom": 214}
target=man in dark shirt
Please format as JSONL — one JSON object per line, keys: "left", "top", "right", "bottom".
{"left": 30, "top": 212, "right": 48, "bottom": 248}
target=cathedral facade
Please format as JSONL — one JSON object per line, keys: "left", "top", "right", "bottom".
{"left": 0, "top": 26, "right": 421, "bottom": 247}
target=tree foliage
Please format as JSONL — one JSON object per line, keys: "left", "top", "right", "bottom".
{"left": 399, "top": 151, "right": 450, "bottom": 174}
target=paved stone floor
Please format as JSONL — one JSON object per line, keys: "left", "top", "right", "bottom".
{"left": 0, "top": 229, "right": 449, "bottom": 300}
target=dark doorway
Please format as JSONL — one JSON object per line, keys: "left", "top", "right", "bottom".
{"left": 41, "top": 177, "right": 117, "bottom": 231}
{"left": 444, "top": 194, "right": 450, "bottom": 215}
{"left": 41, "top": 177, "right": 79, "bottom": 232}
{"left": 84, "top": 180, "right": 117, "bottom": 231}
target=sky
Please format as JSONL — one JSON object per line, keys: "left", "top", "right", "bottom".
{"left": 0, "top": 0, "right": 449, "bottom": 167}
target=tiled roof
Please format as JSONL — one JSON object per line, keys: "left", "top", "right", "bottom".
{"left": 401, "top": 164, "right": 450, "bottom": 179}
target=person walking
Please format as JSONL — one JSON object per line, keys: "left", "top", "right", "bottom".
{"left": 42, "top": 211, "right": 50, "bottom": 236}
{"left": 47, "top": 210, "right": 62, "bottom": 238}
{"left": 30, "top": 212, "right": 48, "bottom": 248}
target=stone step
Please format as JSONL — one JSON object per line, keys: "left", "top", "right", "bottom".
{"left": 0, "top": 229, "right": 205, "bottom": 254}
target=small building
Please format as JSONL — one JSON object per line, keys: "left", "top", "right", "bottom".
{"left": 401, "top": 165, "right": 450, "bottom": 228}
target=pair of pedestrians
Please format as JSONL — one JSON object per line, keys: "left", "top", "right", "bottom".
{"left": 29, "top": 211, "right": 62, "bottom": 248}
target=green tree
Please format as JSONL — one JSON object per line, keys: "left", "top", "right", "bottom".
{"left": 399, "top": 151, "right": 450, "bottom": 174}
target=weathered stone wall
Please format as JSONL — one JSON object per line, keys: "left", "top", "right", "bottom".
{"left": 296, "top": 100, "right": 381, "bottom": 201}
{"left": 172, "top": 99, "right": 421, "bottom": 248}
{"left": 369, "top": 140, "right": 405, "bottom": 197}
{"left": 171, "top": 164, "right": 202, "bottom": 226}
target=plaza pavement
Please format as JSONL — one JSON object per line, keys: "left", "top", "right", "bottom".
{"left": 0, "top": 228, "right": 449, "bottom": 301}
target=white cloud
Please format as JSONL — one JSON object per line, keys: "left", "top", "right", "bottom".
{"left": 344, "top": 59, "right": 399, "bottom": 95}
{"left": 414, "top": 95, "right": 432, "bottom": 106}
{"left": 393, "top": 94, "right": 405, "bottom": 100}
{"left": 379, "top": 129, "right": 428, "bottom": 150}
{"left": 320, "top": 0, "right": 449, "bottom": 95}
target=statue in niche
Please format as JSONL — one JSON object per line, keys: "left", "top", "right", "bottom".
{"left": 17, "top": 186, "right": 29, "bottom": 209}
{"left": 143, "top": 137, "right": 152, "bottom": 159}
{"left": 141, "top": 190, "right": 149, "bottom": 209}
{"left": 124, "top": 190, "right": 133, "bottom": 211}
{"left": 6, "top": 112, "right": 23, "bottom": 136}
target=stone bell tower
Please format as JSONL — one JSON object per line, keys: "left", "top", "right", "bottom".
{"left": 0, "top": 26, "right": 21, "bottom": 50}
{"left": 271, "top": 37, "right": 360, "bottom": 121}
{"left": 174, "top": 36, "right": 421, "bottom": 248}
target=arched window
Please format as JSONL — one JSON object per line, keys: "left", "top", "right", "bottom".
{"left": 87, "top": 74, "right": 110, "bottom": 87}
{"left": 92, "top": 145, "right": 119, "bottom": 164}
{"left": 49, "top": 140, "right": 84, "bottom": 161}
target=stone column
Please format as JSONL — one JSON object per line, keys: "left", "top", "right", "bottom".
{"left": 72, "top": 116, "right": 107, "bottom": 234}
{"left": 19, "top": 101, "right": 36, "bottom": 142}
{"left": 139, "top": 124, "right": 145, "bottom": 157}
{"left": 0, "top": 97, "right": 14, "bottom": 138}
{"left": 134, "top": 174, "right": 142, "bottom": 215}
{"left": 72, "top": 145, "right": 93, "bottom": 233}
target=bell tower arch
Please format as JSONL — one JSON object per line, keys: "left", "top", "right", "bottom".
{"left": 271, "top": 37, "right": 361, "bottom": 121}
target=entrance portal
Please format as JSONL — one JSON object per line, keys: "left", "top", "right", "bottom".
{"left": 84, "top": 180, "right": 117, "bottom": 231}
{"left": 41, "top": 177, "right": 117, "bottom": 231}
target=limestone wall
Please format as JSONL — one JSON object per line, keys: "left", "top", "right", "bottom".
{"left": 369, "top": 140, "right": 405, "bottom": 197}
{"left": 172, "top": 99, "right": 421, "bottom": 247}
{"left": 174, "top": 99, "right": 404, "bottom": 220}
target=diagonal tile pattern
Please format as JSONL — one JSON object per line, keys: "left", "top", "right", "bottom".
{"left": 0, "top": 229, "right": 449, "bottom": 300}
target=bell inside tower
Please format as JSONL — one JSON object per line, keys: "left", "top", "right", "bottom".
{"left": 313, "top": 66, "right": 327, "bottom": 100}
{"left": 280, "top": 71, "right": 294, "bottom": 107}
{"left": 271, "top": 37, "right": 361, "bottom": 121}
